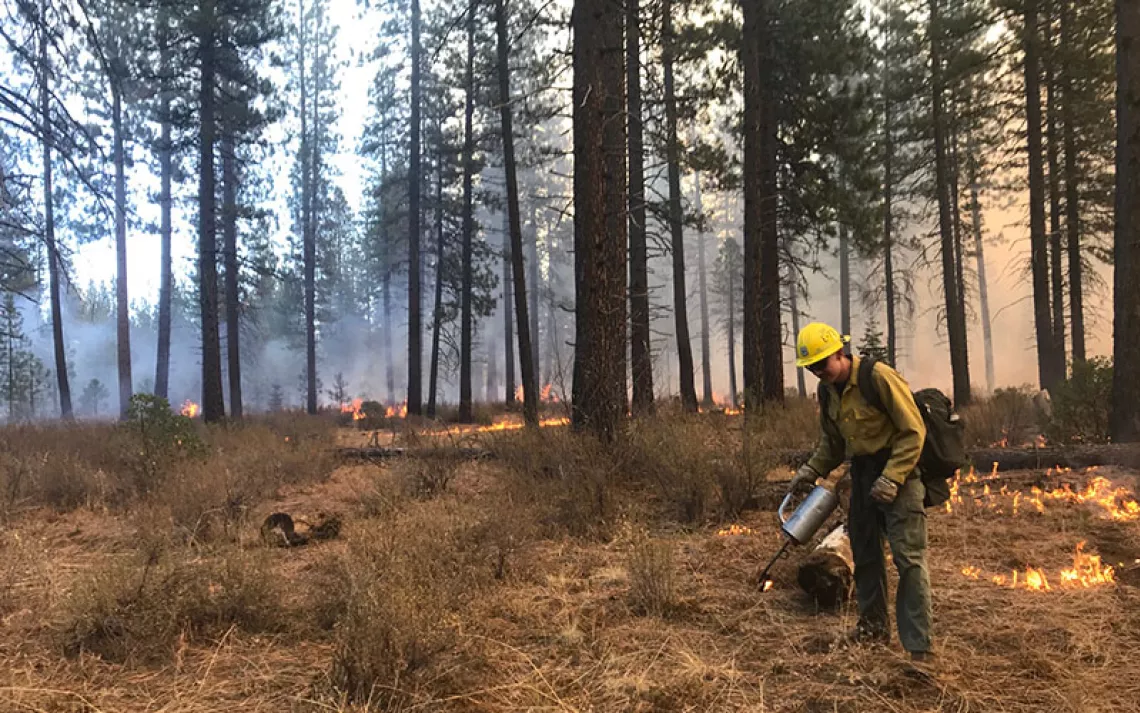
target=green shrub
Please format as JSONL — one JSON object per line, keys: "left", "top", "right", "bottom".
{"left": 961, "top": 386, "right": 1041, "bottom": 447}
{"left": 121, "top": 394, "right": 206, "bottom": 487}
{"left": 1047, "top": 357, "right": 1113, "bottom": 444}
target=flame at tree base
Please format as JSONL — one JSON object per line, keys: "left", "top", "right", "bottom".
{"left": 180, "top": 400, "right": 200, "bottom": 418}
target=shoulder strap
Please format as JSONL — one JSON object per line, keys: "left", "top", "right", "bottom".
{"left": 858, "top": 357, "right": 885, "bottom": 413}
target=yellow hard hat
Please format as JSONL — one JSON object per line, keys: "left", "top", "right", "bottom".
{"left": 795, "top": 322, "right": 850, "bottom": 367}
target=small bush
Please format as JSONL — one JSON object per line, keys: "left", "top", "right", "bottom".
{"left": 324, "top": 502, "right": 497, "bottom": 705}
{"left": 1047, "top": 357, "right": 1113, "bottom": 444}
{"left": 398, "top": 457, "right": 461, "bottom": 499}
{"left": 625, "top": 417, "right": 718, "bottom": 524}
{"left": 121, "top": 394, "right": 206, "bottom": 487}
{"left": 961, "top": 386, "right": 1042, "bottom": 447}
{"left": 627, "top": 539, "right": 677, "bottom": 617}
{"left": 60, "top": 548, "right": 284, "bottom": 663}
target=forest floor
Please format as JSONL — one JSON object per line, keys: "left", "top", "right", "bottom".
{"left": 2, "top": 409, "right": 1140, "bottom": 712}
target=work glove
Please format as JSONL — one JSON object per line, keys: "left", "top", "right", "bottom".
{"left": 870, "top": 476, "right": 900, "bottom": 505}
{"left": 789, "top": 465, "right": 819, "bottom": 494}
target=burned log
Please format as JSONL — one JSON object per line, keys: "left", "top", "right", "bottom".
{"left": 335, "top": 446, "right": 492, "bottom": 461}
{"left": 797, "top": 523, "right": 853, "bottom": 608}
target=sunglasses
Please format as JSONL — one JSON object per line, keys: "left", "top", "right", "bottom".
{"left": 806, "top": 358, "right": 829, "bottom": 376}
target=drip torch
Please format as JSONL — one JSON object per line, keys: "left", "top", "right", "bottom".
{"left": 757, "top": 481, "right": 840, "bottom": 591}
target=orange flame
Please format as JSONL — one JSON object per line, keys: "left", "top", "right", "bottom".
{"left": 944, "top": 467, "right": 1140, "bottom": 521}
{"left": 761, "top": 579, "right": 774, "bottom": 592}
{"left": 180, "top": 400, "right": 200, "bottom": 418}
{"left": 384, "top": 402, "right": 408, "bottom": 419}
{"left": 716, "top": 524, "right": 755, "bottom": 537}
{"left": 340, "top": 398, "right": 365, "bottom": 420}
{"left": 962, "top": 541, "right": 1116, "bottom": 591}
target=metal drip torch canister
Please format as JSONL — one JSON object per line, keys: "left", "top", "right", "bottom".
{"left": 757, "top": 482, "right": 840, "bottom": 591}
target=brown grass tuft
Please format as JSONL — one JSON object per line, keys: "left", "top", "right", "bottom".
{"left": 627, "top": 538, "right": 678, "bottom": 617}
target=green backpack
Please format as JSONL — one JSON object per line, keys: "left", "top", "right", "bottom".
{"left": 821, "top": 357, "right": 969, "bottom": 508}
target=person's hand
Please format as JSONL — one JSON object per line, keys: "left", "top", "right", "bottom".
{"left": 789, "top": 465, "right": 819, "bottom": 494}
{"left": 870, "top": 476, "right": 899, "bottom": 504}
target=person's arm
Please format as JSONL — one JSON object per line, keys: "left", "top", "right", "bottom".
{"left": 871, "top": 364, "right": 926, "bottom": 484}
{"left": 805, "top": 389, "right": 846, "bottom": 479}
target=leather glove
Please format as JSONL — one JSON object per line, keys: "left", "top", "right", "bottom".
{"left": 789, "top": 465, "right": 819, "bottom": 494}
{"left": 870, "top": 476, "right": 900, "bottom": 504}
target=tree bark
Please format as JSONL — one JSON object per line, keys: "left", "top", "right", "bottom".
{"left": 883, "top": 74, "right": 897, "bottom": 367}
{"left": 198, "top": 0, "right": 224, "bottom": 422}
{"left": 627, "top": 0, "right": 654, "bottom": 416}
{"left": 459, "top": 5, "right": 476, "bottom": 424}
{"left": 503, "top": 210, "right": 515, "bottom": 405}
{"left": 39, "top": 1, "right": 72, "bottom": 420}
{"left": 789, "top": 271, "right": 805, "bottom": 398}
{"left": 930, "top": 0, "right": 971, "bottom": 407}
{"left": 496, "top": 0, "right": 538, "bottom": 426}
{"left": 967, "top": 130, "right": 995, "bottom": 395}
{"left": 528, "top": 201, "right": 540, "bottom": 384}
{"left": 222, "top": 118, "right": 241, "bottom": 419}
{"left": 298, "top": 0, "right": 316, "bottom": 415}
{"left": 1061, "top": 2, "right": 1085, "bottom": 364}
{"left": 727, "top": 254, "right": 738, "bottom": 409}
{"left": 427, "top": 129, "right": 444, "bottom": 418}
{"left": 662, "top": 2, "right": 697, "bottom": 413}
{"left": 742, "top": 0, "right": 781, "bottom": 407}
{"left": 839, "top": 220, "right": 850, "bottom": 337}
{"left": 1046, "top": 61, "right": 1066, "bottom": 379}
{"left": 155, "top": 16, "right": 173, "bottom": 401}
{"left": 112, "top": 78, "right": 132, "bottom": 419}
{"left": 694, "top": 171, "right": 713, "bottom": 406}
{"left": 1112, "top": 0, "right": 1140, "bottom": 443}
{"left": 1024, "top": 0, "right": 1059, "bottom": 393}
{"left": 407, "top": 0, "right": 423, "bottom": 415}
{"left": 571, "top": 0, "right": 627, "bottom": 440}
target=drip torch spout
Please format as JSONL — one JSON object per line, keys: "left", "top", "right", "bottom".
{"left": 757, "top": 538, "right": 792, "bottom": 592}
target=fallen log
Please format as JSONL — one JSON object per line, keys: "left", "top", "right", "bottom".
{"left": 778, "top": 443, "right": 1140, "bottom": 473}
{"left": 797, "top": 523, "right": 853, "bottom": 609}
{"left": 335, "top": 446, "right": 492, "bottom": 461}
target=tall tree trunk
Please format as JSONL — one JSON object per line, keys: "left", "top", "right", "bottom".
{"left": 741, "top": 0, "right": 782, "bottom": 407}
{"left": 1046, "top": 61, "right": 1067, "bottom": 379}
{"left": 571, "top": 0, "right": 626, "bottom": 440}
{"left": 627, "top": 0, "right": 654, "bottom": 415}
{"left": 503, "top": 210, "right": 515, "bottom": 404}
{"left": 496, "top": 0, "right": 538, "bottom": 425}
{"left": 39, "top": 2, "right": 71, "bottom": 420}
{"left": 427, "top": 134, "right": 444, "bottom": 418}
{"left": 789, "top": 270, "right": 805, "bottom": 398}
{"left": 694, "top": 172, "right": 713, "bottom": 406}
{"left": 197, "top": 0, "right": 224, "bottom": 422}
{"left": 727, "top": 261, "right": 738, "bottom": 409}
{"left": 662, "top": 1, "right": 697, "bottom": 413}
{"left": 459, "top": 5, "right": 476, "bottom": 423}
{"left": 382, "top": 271, "right": 395, "bottom": 404}
{"left": 407, "top": 0, "right": 423, "bottom": 415}
{"left": 967, "top": 130, "right": 995, "bottom": 395}
{"left": 839, "top": 220, "right": 850, "bottom": 337}
{"left": 930, "top": 0, "right": 971, "bottom": 406}
{"left": 950, "top": 120, "right": 967, "bottom": 332}
{"left": 883, "top": 96, "right": 898, "bottom": 367}
{"left": 528, "top": 201, "right": 540, "bottom": 384}
{"left": 1061, "top": 2, "right": 1084, "bottom": 363}
{"left": 112, "top": 81, "right": 132, "bottom": 418}
{"left": 757, "top": 1, "right": 782, "bottom": 404}
{"left": 298, "top": 0, "right": 316, "bottom": 415}
{"left": 222, "top": 119, "right": 241, "bottom": 419}
{"left": 1112, "top": 0, "right": 1140, "bottom": 442}
{"left": 1024, "top": 0, "right": 1059, "bottom": 392}
{"left": 155, "top": 24, "right": 173, "bottom": 401}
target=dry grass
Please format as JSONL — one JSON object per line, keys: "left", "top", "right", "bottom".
{"left": 2, "top": 412, "right": 1140, "bottom": 712}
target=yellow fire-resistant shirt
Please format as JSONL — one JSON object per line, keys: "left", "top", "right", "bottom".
{"left": 805, "top": 356, "right": 926, "bottom": 485}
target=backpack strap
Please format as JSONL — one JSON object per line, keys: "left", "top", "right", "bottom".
{"left": 857, "top": 356, "right": 885, "bottom": 413}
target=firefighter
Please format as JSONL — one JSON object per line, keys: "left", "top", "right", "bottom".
{"left": 788, "top": 322, "right": 934, "bottom": 663}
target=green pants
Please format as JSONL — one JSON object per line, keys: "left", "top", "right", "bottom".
{"left": 849, "top": 459, "right": 933, "bottom": 654}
